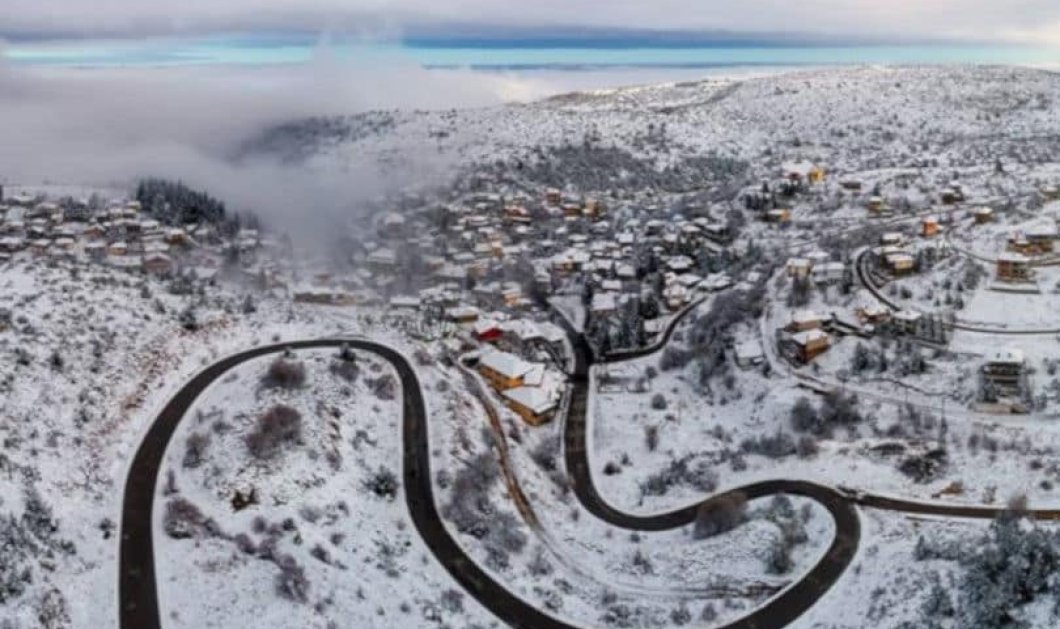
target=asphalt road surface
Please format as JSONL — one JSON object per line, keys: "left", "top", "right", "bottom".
{"left": 120, "top": 329, "right": 1049, "bottom": 629}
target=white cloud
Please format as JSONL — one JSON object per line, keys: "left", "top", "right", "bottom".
{"left": 2, "top": 0, "right": 1060, "bottom": 43}
{"left": 0, "top": 52, "right": 522, "bottom": 241}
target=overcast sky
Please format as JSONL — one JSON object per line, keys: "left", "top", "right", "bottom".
{"left": 2, "top": 1, "right": 1060, "bottom": 45}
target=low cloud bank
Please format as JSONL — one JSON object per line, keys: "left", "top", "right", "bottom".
{"left": 0, "top": 45, "right": 530, "bottom": 239}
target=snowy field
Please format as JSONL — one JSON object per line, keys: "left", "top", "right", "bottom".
{"left": 155, "top": 347, "right": 495, "bottom": 628}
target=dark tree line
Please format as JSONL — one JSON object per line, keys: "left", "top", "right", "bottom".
{"left": 136, "top": 178, "right": 256, "bottom": 236}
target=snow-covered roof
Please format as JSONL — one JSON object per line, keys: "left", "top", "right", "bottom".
{"left": 591, "top": 292, "right": 618, "bottom": 313}
{"left": 792, "top": 329, "right": 829, "bottom": 345}
{"left": 735, "top": 340, "right": 765, "bottom": 360}
{"left": 389, "top": 296, "right": 421, "bottom": 309}
{"left": 791, "top": 309, "right": 822, "bottom": 324}
{"left": 998, "top": 252, "right": 1029, "bottom": 263}
{"left": 503, "top": 385, "right": 557, "bottom": 415}
{"left": 479, "top": 350, "right": 534, "bottom": 379}
{"left": 893, "top": 310, "right": 922, "bottom": 322}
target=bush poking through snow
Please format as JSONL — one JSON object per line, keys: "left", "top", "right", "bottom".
{"left": 693, "top": 492, "right": 747, "bottom": 539}
{"left": 740, "top": 431, "right": 797, "bottom": 458}
{"left": 367, "top": 374, "right": 398, "bottom": 400}
{"left": 246, "top": 404, "right": 302, "bottom": 460}
{"left": 163, "top": 498, "right": 209, "bottom": 539}
{"left": 364, "top": 466, "right": 400, "bottom": 500}
{"left": 182, "top": 432, "right": 210, "bottom": 469}
{"left": 263, "top": 356, "right": 306, "bottom": 389}
{"left": 644, "top": 425, "right": 659, "bottom": 452}
{"left": 275, "top": 555, "right": 310, "bottom": 603}
{"left": 530, "top": 435, "right": 560, "bottom": 472}
{"left": 640, "top": 456, "right": 718, "bottom": 497}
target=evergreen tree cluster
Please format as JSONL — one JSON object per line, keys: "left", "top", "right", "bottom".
{"left": 135, "top": 178, "right": 247, "bottom": 234}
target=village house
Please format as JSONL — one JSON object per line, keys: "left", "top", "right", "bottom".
{"left": 996, "top": 252, "right": 1032, "bottom": 282}
{"left": 981, "top": 348, "right": 1026, "bottom": 401}
{"left": 1025, "top": 224, "right": 1058, "bottom": 253}
{"left": 786, "top": 257, "right": 812, "bottom": 279}
{"left": 445, "top": 305, "right": 481, "bottom": 324}
{"left": 84, "top": 241, "right": 106, "bottom": 261}
{"left": 812, "top": 261, "right": 846, "bottom": 285}
{"left": 591, "top": 292, "right": 619, "bottom": 317}
{"left": 734, "top": 339, "right": 766, "bottom": 369}
{"left": 787, "top": 310, "right": 824, "bottom": 332}
{"left": 478, "top": 350, "right": 535, "bottom": 391}
{"left": 921, "top": 216, "right": 939, "bottom": 238}
{"left": 0, "top": 236, "right": 25, "bottom": 254}
{"left": 783, "top": 161, "right": 826, "bottom": 184}
{"left": 880, "top": 247, "right": 915, "bottom": 275}
{"left": 880, "top": 232, "right": 905, "bottom": 247}
{"left": 388, "top": 295, "right": 422, "bottom": 311}
{"left": 29, "top": 239, "right": 50, "bottom": 256}
{"left": 973, "top": 206, "right": 994, "bottom": 224}
{"left": 503, "top": 385, "right": 558, "bottom": 426}
{"left": 866, "top": 196, "right": 886, "bottom": 214}
{"left": 474, "top": 318, "right": 504, "bottom": 343}
{"left": 791, "top": 328, "right": 831, "bottom": 363}
{"left": 940, "top": 186, "right": 964, "bottom": 205}
{"left": 765, "top": 208, "right": 791, "bottom": 223}
{"left": 143, "top": 252, "right": 174, "bottom": 275}
{"left": 892, "top": 310, "right": 922, "bottom": 335}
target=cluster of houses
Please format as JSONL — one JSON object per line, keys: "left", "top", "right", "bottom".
{"left": 785, "top": 251, "right": 846, "bottom": 285}
{"left": 476, "top": 348, "right": 565, "bottom": 425}
{"left": 777, "top": 309, "right": 833, "bottom": 364}
{"left": 0, "top": 190, "right": 261, "bottom": 277}
{"left": 343, "top": 186, "right": 753, "bottom": 354}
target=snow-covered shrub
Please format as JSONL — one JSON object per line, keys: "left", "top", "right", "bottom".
{"left": 898, "top": 448, "right": 947, "bottom": 483}
{"left": 364, "top": 466, "right": 400, "bottom": 500}
{"left": 765, "top": 536, "right": 794, "bottom": 574}
{"left": 659, "top": 346, "right": 692, "bottom": 371}
{"left": 796, "top": 434, "right": 818, "bottom": 458}
{"left": 789, "top": 397, "right": 820, "bottom": 431}
{"left": 527, "top": 547, "right": 554, "bottom": 577}
{"left": 245, "top": 404, "right": 302, "bottom": 460}
{"left": 640, "top": 455, "right": 718, "bottom": 497}
{"left": 920, "top": 572, "right": 955, "bottom": 620}
{"left": 36, "top": 588, "right": 71, "bottom": 629}
{"left": 182, "top": 432, "right": 210, "bottom": 469}
{"left": 441, "top": 452, "right": 501, "bottom": 538}
{"left": 693, "top": 492, "right": 747, "bottom": 539}
{"left": 644, "top": 425, "right": 659, "bottom": 452}
{"left": 670, "top": 604, "right": 692, "bottom": 626}
{"left": 740, "top": 431, "right": 797, "bottom": 458}
{"left": 275, "top": 555, "right": 310, "bottom": 603}
{"left": 439, "top": 589, "right": 464, "bottom": 614}
{"left": 367, "top": 374, "right": 397, "bottom": 400}
{"left": 530, "top": 435, "right": 559, "bottom": 472}
{"left": 263, "top": 357, "right": 306, "bottom": 389}
{"left": 233, "top": 533, "right": 256, "bottom": 555}
{"left": 650, "top": 393, "right": 667, "bottom": 410}
{"left": 328, "top": 358, "right": 360, "bottom": 383}
{"left": 162, "top": 497, "right": 208, "bottom": 539}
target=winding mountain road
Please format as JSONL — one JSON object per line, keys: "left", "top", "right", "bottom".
{"left": 120, "top": 320, "right": 1059, "bottom": 629}
{"left": 120, "top": 340, "right": 576, "bottom": 629}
